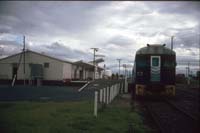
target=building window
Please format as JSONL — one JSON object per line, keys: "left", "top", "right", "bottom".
{"left": 44, "top": 62, "right": 49, "bottom": 68}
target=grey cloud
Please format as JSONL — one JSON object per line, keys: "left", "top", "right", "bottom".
{"left": 107, "top": 35, "right": 135, "bottom": 46}
{"left": 146, "top": 1, "right": 200, "bottom": 19}
{"left": 0, "top": 25, "right": 12, "bottom": 33}
{"left": 0, "top": 40, "right": 22, "bottom": 57}
{"left": 0, "top": 40, "right": 21, "bottom": 46}
{"left": 0, "top": 1, "right": 109, "bottom": 37}
{"left": 169, "top": 26, "right": 199, "bottom": 49}
{"left": 31, "top": 42, "right": 92, "bottom": 62}
{"left": 0, "top": 1, "right": 199, "bottom": 72}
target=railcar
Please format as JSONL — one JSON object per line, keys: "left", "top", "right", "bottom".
{"left": 133, "top": 44, "right": 176, "bottom": 96}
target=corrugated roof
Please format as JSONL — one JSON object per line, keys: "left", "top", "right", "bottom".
{"left": 74, "top": 60, "right": 104, "bottom": 70}
{"left": 0, "top": 49, "right": 74, "bottom": 64}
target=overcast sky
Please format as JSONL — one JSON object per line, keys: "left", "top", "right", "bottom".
{"left": 0, "top": 1, "right": 199, "bottom": 74}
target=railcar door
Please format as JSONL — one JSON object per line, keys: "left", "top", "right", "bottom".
{"left": 150, "top": 56, "right": 161, "bottom": 82}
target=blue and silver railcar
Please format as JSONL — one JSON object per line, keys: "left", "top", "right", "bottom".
{"left": 133, "top": 44, "right": 176, "bottom": 96}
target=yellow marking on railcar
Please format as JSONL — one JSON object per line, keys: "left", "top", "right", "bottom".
{"left": 135, "top": 84, "right": 145, "bottom": 96}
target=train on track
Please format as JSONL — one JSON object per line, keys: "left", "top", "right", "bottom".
{"left": 133, "top": 44, "right": 176, "bottom": 96}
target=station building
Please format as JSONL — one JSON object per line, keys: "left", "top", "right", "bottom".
{"left": 0, "top": 50, "right": 104, "bottom": 85}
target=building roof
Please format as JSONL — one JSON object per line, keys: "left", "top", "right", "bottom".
{"left": 88, "top": 58, "right": 104, "bottom": 64}
{"left": 0, "top": 49, "right": 74, "bottom": 64}
{"left": 136, "top": 44, "right": 176, "bottom": 55}
{"left": 74, "top": 60, "right": 104, "bottom": 70}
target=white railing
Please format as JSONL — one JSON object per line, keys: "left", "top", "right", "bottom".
{"left": 93, "top": 79, "right": 128, "bottom": 117}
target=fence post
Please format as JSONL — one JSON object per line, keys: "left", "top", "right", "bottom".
{"left": 111, "top": 85, "right": 113, "bottom": 102}
{"left": 94, "top": 91, "right": 98, "bottom": 117}
{"left": 106, "top": 86, "right": 109, "bottom": 104}
{"left": 125, "top": 77, "right": 128, "bottom": 93}
{"left": 120, "top": 82, "right": 123, "bottom": 94}
{"left": 114, "top": 85, "right": 115, "bottom": 98}
{"left": 100, "top": 89, "right": 103, "bottom": 103}
{"left": 115, "top": 84, "right": 117, "bottom": 97}
{"left": 118, "top": 83, "right": 120, "bottom": 94}
{"left": 103, "top": 88, "right": 106, "bottom": 103}
{"left": 116, "top": 84, "right": 118, "bottom": 96}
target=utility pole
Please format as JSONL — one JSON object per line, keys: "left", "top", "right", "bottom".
{"left": 198, "top": 25, "right": 200, "bottom": 77}
{"left": 103, "top": 64, "right": 106, "bottom": 79}
{"left": 116, "top": 59, "right": 121, "bottom": 77}
{"left": 23, "top": 35, "right": 26, "bottom": 86}
{"left": 91, "top": 48, "right": 98, "bottom": 80}
{"left": 171, "top": 36, "right": 174, "bottom": 50}
{"left": 0, "top": 46, "right": 3, "bottom": 56}
{"left": 187, "top": 62, "right": 190, "bottom": 85}
{"left": 122, "top": 64, "right": 127, "bottom": 78}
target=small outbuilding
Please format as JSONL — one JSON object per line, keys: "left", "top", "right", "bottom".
{"left": 0, "top": 50, "right": 104, "bottom": 85}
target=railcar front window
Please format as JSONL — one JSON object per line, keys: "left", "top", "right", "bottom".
{"left": 152, "top": 57, "right": 159, "bottom": 66}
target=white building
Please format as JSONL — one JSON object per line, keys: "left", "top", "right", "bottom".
{"left": 0, "top": 50, "right": 104, "bottom": 85}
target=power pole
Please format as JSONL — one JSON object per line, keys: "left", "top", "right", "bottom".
{"left": 103, "top": 64, "right": 106, "bottom": 79}
{"left": 0, "top": 46, "right": 3, "bottom": 56}
{"left": 23, "top": 35, "right": 26, "bottom": 86}
{"left": 171, "top": 36, "right": 174, "bottom": 50}
{"left": 187, "top": 62, "right": 190, "bottom": 85}
{"left": 122, "top": 64, "right": 127, "bottom": 78}
{"left": 199, "top": 25, "right": 200, "bottom": 76}
{"left": 116, "top": 59, "right": 121, "bottom": 76}
{"left": 91, "top": 48, "right": 98, "bottom": 80}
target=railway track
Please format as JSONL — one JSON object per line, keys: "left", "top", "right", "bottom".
{"left": 145, "top": 100, "right": 199, "bottom": 133}
{"left": 171, "top": 88, "right": 199, "bottom": 121}
{"left": 176, "top": 87, "right": 199, "bottom": 98}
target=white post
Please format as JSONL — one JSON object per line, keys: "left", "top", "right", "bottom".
{"left": 116, "top": 84, "right": 118, "bottom": 96}
{"left": 114, "top": 85, "right": 116, "bottom": 98}
{"left": 112, "top": 85, "right": 114, "bottom": 100}
{"left": 94, "top": 91, "right": 98, "bottom": 117}
{"left": 100, "top": 89, "right": 103, "bottom": 103}
{"left": 103, "top": 88, "right": 106, "bottom": 103}
{"left": 115, "top": 84, "right": 117, "bottom": 97}
{"left": 106, "top": 87, "right": 109, "bottom": 104}
{"left": 11, "top": 74, "right": 17, "bottom": 87}
{"left": 120, "top": 82, "right": 123, "bottom": 94}
{"left": 113, "top": 85, "right": 115, "bottom": 98}
{"left": 110, "top": 85, "right": 113, "bottom": 102}
{"left": 125, "top": 77, "right": 128, "bottom": 93}
{"left": 118, "top": 83, "right": 120, "bottom": 94}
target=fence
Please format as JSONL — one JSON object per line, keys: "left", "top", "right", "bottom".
{"left": 92, "top": 79, "right": 128, "bottom": 117}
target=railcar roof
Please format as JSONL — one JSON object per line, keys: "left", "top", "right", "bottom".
{"left": 136, "top": 44, "right": 175, "bottom": 55}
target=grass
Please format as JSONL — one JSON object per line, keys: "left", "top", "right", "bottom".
{"left": 0, "top": 97, "right": 149, "bottom": 133}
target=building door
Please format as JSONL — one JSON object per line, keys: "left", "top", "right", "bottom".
{"left": 79, "top": 70, "right": 83, "bottom": 80}
{"left": 12, "top": 66, "right": 18, "bottom": 80}
{"left": 150, "top": 56, "right": 161, "bottom": 82}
